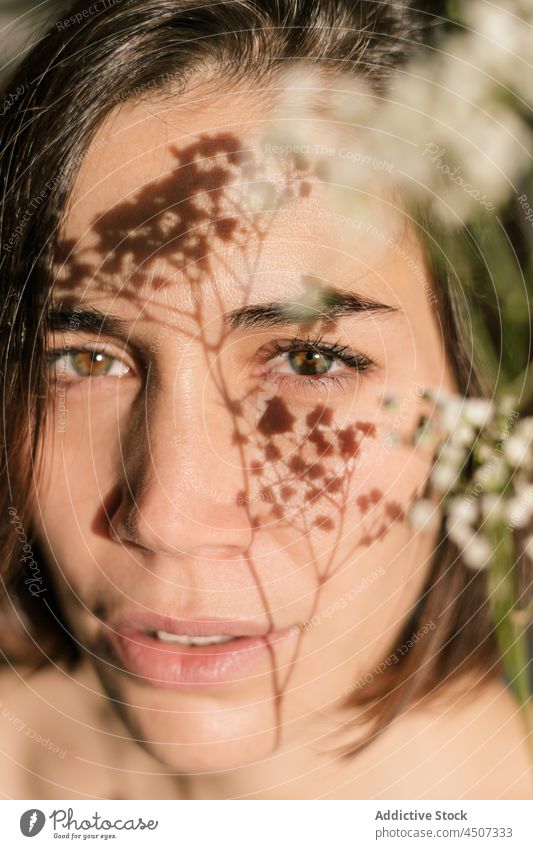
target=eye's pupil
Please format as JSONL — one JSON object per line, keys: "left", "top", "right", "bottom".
{"left": 289, "top": 350, "right": 333, "bottom": 375}
{"left": 72, "top": 351, "right": 113, "bottom": 376}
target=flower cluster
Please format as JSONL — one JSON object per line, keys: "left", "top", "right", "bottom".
{"left": 260, "top": 1, "right": 533, "bottom": 227}
{"left": 410, "top": 392, "right": 533, "bottom": 570}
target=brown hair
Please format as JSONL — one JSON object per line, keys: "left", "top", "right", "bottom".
{"left": 0, "top": 0, "right": 525, "bottom": 752}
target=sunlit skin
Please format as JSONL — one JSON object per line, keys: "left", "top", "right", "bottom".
{"left": 4, "top": 81, "right": 531, "bottom": 800}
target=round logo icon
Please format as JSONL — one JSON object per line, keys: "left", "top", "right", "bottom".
{"left": 20, "top": 809, "right": 46, "bottom": 837}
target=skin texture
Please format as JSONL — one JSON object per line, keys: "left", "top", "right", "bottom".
{"left": 5, "top": 81, "right": 529, "bottom": 799}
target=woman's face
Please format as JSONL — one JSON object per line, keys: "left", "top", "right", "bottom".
{"left": 33, "top": 84, "right": 453, "bottom": 772}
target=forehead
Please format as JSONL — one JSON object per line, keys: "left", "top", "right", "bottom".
{"left": 65, "top": 86, "right": 262, "bottom": 231}
{"left": 57, "top": 84, "right": 429, "bottom": 318}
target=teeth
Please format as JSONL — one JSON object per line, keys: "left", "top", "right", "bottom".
{"left": 154, "top": 631, "right": 237, "bottom": 646}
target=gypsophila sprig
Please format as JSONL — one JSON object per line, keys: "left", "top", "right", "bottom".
{"left": 411, "top": 391, "right": 533, "bottom": 570}
{"left": 260, "top": 1, "right": 533, "bottom": 228}
{"left": 406, "top": 388, "right": 533, "bottom": 751}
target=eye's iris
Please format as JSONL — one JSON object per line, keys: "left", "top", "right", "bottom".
{"left": 71, "top": 351, "right": 115, "bottom": 377}
{"left": 288, "top": 350, "right": 334, "bottom": 375}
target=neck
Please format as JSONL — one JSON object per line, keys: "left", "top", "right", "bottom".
{"left": 172, "top": 712, "right": 377, "bottom": 800}
{"left": 80, "top": 658, "right": 383, "bottom": 800}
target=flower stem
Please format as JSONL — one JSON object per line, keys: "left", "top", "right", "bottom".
{"left": 508, "top": 362, "right": 533, "bottom": 410}
{"left": 487, "top": 524, "right": 533, "bottom": 765}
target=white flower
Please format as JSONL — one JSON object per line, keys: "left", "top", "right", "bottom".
{"left": 438, "top": 443, "right": 467, "bottom": 469}
{"left": 463, "top": 399, "right": 493, "bottom": 428}
{"left": 280, "top": 275, "right": 332, "bottom": 323}
{"left": 504, "top": 434, "right": 530, "bottom": 467}
{"left": 242, "top": 180, "right": 277, "bottom": 214}
{"left": 331, "top": 75, "right": 375, "bottom": 127}
{"left": 515, "top": 483, "right": 533, "bottom": 503}
{"left": 514, "top": 417, "right": 533, "bottom": 443}
{"left": 446, "top": 516, "right": 473, "bottom": 547}
{"left": 507, "top": 487, "right": 533, "bottom": 529}
{"left": 385, "top": 428, "right": 400, "bottom": 448}
{"left": 462, "top": 535, "right": 493, "bottom": 570}
{"left": 464, "top": 0, "right": 533, "bottom": 59}
{"left": 454, "top": 423, "right": 477, "bottom": 447}
{"left": 440, "top": 396, "right": 466, "bottom": 432}
{"left": 448, "top": 496, "right": 479, "bottom": 526}
{"left": 431, "top": 462, "right": 460, "bottom": 493}
{"left": 507, "top": 502, "right": 530, "bottom": 529}
{"left": 409, "top": 499, "right": 438, "bottom": 530}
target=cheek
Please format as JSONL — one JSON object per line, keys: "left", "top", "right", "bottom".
{"left": 33, "top": 391, "right": 123, "bottom": 565}
{"left": 242, "top": 395, "right": 430, "bottom": 569}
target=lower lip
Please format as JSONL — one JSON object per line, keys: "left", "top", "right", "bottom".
{"left": 106, "top": 628, "right": 298, "bottom": 689}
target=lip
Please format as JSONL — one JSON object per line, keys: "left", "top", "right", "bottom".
{"left": 103, "top": 613, "right": 299, "bottom": 689}
{"left": 106, "top": 612, "right": 277, "bottom": 638}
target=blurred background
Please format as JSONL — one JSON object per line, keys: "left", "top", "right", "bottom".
{"left": 0, "top": 0, "right": 64, "bottom": 83}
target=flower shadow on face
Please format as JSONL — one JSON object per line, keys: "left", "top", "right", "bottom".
{"left": 56, "top": 131, "right": 313, "bottom": 297}
{"left": 52, "top": 131, "right": 424, "bottom": 750}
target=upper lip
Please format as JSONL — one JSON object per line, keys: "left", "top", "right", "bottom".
{"left": 104, "top": 612, "right": 280, "bottom": 638}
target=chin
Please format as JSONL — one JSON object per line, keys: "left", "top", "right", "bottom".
{"left": 143, "top": 726, "right": 276, "bottom": 774}
{"left": 96, "top": 663, "right": 279, "bottom": 772}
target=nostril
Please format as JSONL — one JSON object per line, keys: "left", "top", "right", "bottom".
{"left": 103, "top": 484, "right": 151, "bottom": 548}
{"left": 110, "top": 511, "right": 142, "bottom": 546}
{"left": 103, "top": 459, "right": 257, "bottom": 555}
{"left": 92, "top": 484, "right": 129, "bottom": 542}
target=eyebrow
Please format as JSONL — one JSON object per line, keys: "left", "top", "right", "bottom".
{"left": 47, "top": 307, "right": 130, "bottom": 341}
{"left": 47, "top": 288, "right": 397, "bottom": 339}
{"left": 226, "top": 289, "right": 397, "bottom": 330}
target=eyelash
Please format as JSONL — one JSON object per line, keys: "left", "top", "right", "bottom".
{"left": 45, "top": 335, "right": 374, "bottom": 391}
{"left": 46, "top": 344, "right": 132, "bottom": 382}
{"left": 260, "top": 336, "right": 374, "bottom": 389}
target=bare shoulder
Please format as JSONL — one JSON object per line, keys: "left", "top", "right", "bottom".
{"left": 330, "top": 675, "right": 533, "bottom": 799}
{"left": 0, "top": 661, "right": 77, "bottom": 799}
{"left": 395, "top": 677, "right": 533, "bottom": 799}
{"left": 0, "top": 660, "right": 180, "bottom": 799}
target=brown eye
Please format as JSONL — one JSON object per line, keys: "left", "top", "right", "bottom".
{"left": 47, "top": 348, "right": 131, "bottom": 379}
{"left": 71, "top": 351, "right": 116, "bottom": 377}
{"left": 288, "top": 350, "right": 334, "bottom": 376}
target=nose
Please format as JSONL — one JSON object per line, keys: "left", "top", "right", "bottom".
{"left": 108, "top": 375, "right": 255, "bottom": 556}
